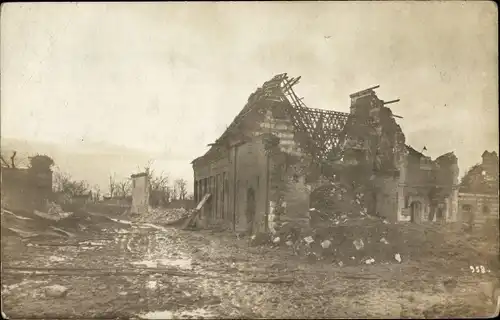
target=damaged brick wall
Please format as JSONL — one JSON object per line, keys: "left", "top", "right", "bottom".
{"left": 338, "top": 89, "right": 406, "bottom": 221}
{"left": 261, "top": 109, "right": 313, "bottom": 236}
{"left": 397, "top": 149, "right": 434, "bottom": 222}
{"left": 192, "top": 147, "right": 231, "bottom": 229}
{"left": 458, "top": 192, "right": 499, "bottom": 228}
{"left": 341, "top": 88, "right": 460, "bottom": 224}
{"left": 233, "top": 138, "right": 268, "bottom": 233}
{"left": 458, "top": 151, "right": 499, "bottom": 227}
{"left": 396, "top": 148, "right": 460, "bottom": 223}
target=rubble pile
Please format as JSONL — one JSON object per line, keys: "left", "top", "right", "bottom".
{"left": 133, "top": 207, "right": 190, "bottom": 226}
{"left": 33, "top": 201, "right": 73, "bottom": 221}
{"left": 1, "top": 205, "right": 130, "bottom": 240}
{"left": 1, "top": 208, "right": 58, "bottom": 239}
{"left": 273, "top": 217, "right": 400, "bottom": 265}
{"left": 272, "top": 189, "right": 491, "bottom": 268}
{"left": 309, "top": 183, "right": 372, "bottom": 225}
{"left": 269, "top": 181, "right": 494, "bottom": 267}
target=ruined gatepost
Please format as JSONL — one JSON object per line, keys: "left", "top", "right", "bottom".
{"left": 130, "top": 172, "right": 150, "bottom": 215}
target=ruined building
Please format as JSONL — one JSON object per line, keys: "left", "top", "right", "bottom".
{"left": 1, "top": 157, "right": 54, "bottom": 212}
{"left": 191, "top": 74, "right": 460, "bottom": 234}
{"left": 458, "top": 151, "right": 499, "bottom": 229}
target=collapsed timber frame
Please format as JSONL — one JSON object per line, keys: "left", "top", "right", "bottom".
{"left": 191, "top": 73, "right": 460, "bottom": 234}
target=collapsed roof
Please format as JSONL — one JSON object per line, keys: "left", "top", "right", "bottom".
{"left": 193, "top": 73, "right": 351, "bottom": 164}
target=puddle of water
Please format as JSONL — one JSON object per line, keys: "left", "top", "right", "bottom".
{"left": 3, "top": 280, "right": 48, "bottom": 293}
{"left": 141, "top": 223, "right": 169, "bottom": 232}
{"left": 50, "top": 227, "right": 75, "bottom": 237}
{"left": 178, "top": 308, "right": 215, "bottom": 318}
{"left": 108, "top": 218, "right": 132, "bottom": 225}
{"left": 132, "top": 257, "right": 192, "bottom": 270}
{"left": 138, "top": 309, "right": 215, "bottom": 320}
{"left": 80, "top": 246, "right": 97, "bottom": 250}
{"left": 138, "top": 310, "right": 174, "bottom": 319}
{"left": 158, "top": 258, "right": 192, "bottom": 270}
{"left": 49, "top": 256, "right": 66, "bottom": 262}
{"left": 132, "top": 260, "right": 158, "bottom": 268}
{"left": 79, "top": 240, "right": 112, "bottom": 246}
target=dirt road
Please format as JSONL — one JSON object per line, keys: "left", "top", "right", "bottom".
{"left": 1, "top": 217, "right": 496, "bottom": 319}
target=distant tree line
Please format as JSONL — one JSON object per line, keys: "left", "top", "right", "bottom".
{"left": 2, "top": 151, "right": 192, "bottom": 205}
{"left": 141, "top": 162, "right": 191, "bottom": 208}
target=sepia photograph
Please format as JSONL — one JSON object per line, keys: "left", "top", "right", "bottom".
{"left": 1, "top": 1, "right": 498, "bottom": 319}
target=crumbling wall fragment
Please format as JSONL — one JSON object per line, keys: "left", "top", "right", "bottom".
{"left": 131, "top": 172, "right": 149, "bottom": 215}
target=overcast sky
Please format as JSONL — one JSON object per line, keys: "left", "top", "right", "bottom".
{"left": 1, "top": 2, "right": 498, "bottom": 188}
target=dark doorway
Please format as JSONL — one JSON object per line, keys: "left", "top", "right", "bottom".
{"left": 246, "top": 188, "right": 256, "bottom": 234}
{"left": 410, "top": 201, "right": 422, "bottom": 223}
{"left": 462, "top": 204, "right": 474, "bottom": 231}
{"left": 436, "top": 204, "right": 445, "bottom": 222}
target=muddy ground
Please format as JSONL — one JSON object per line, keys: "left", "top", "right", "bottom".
{"left": 1, "top": 213, "right": 497, "bottom": 319}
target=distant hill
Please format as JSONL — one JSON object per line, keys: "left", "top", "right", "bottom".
{"left": 1, "top": 137, "right": 194, "bottom": 194}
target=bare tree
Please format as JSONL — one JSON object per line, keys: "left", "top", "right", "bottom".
{"left": 10, "top": 151, "right": 17, "bottom": 168}
{"left": 172, "top": 184, "right": 178, "bottom": 201}
{"left": 92, "top": 185, "right": 101, "bottom": 202}
{"left": 53, "top": 169, "right": 90, "bottom": 197}
{"left": 115, "top": 179, "right": 131, "bottom": 198}
{"left": 108, "top": 174, "right": 117, "bottom": 198}
{"left": 143, "top": 162, "right": 172, "bottom": 207}
{"left": 1, "top": 150, "right": 28, "bottom": 168}
{"left": 174, "top": 179, "right": 188, "bottom": 200}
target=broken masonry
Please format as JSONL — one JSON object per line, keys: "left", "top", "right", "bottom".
{"left": 191, "top": 73, "right": 461, "bottom": 236}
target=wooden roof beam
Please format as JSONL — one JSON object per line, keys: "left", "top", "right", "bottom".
{"left": 384, "top": 99, "right": 400, "bottom": 105}
{"left": 349, "top": 85, "right": 380, "bottom": 98}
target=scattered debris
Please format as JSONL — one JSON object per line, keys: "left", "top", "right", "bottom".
{"left": 108, "top": 218, "right": 133, "bottom": 225}
{"left": 321, "top": 240, "right": 331, "bottom": 249}
{"left": 395, "top": 253, "right": 402, "bottom": 263}
{"left": 249, "top": 233, "right": 270, "bottom": 246}
{"left": 1, "top": 208, "right": 31, "bottom": 220}
{"left": 146, "top": 281, "right": 157, "bottom": 290}
{"left": 380, "top": 237, "right": 389, "bottom": 244}
{"left": 304, "top": 236, "right": 314, "bottom": 245}
{"left": 34, "top": 208, "right": 73, "bottom": 221}
{"left": 44, "top": 285, "right": 69, "bottom": 298}
{"left": 48, "top": 256, "right": 66, "bottom": 262}
{"left": 353, "top": 239, "right": 364, "bottom": 250}
{"left": 138, "top": 310, "right": 174, "bottom": 319}
{"left": 6, "top": 227, "right": 39, "bottom": 238}
{"left": 181, "top": 194, "right": 211, "bottom": 229}
{"left": 248, "top": 276, "right": 294, "bottom": 284}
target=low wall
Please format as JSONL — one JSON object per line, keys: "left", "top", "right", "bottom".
{"left": 85, "top": 203, "right": 130, "bottom": 215}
